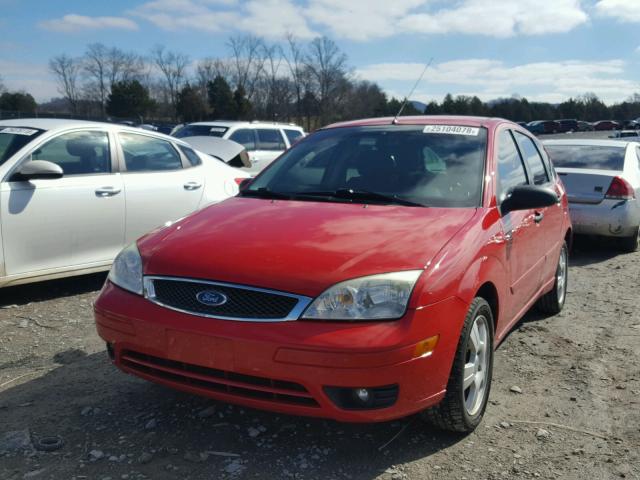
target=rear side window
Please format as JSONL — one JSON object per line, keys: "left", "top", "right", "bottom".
{"left": 30, "top": 130, "right": 110, "bottom": 175}
{"left": 173, "top": 125, "right": 228, "bottom": 138}
{"left": 545, "top": 145, "right": 625, "bottom": 171}
{"left": 119, "top": 133, "right": 183, "bottom": 172}
{"left": 514, "top": 132, "right": 549, "bottom": 185}
{"left": 229, "top": 129, "right": 256, "bottom": 151}
{"left": 496, "top": 130, "right": 528, "bottom": 202}
{"left": 178, "top": 145, "right": 202, "bottom": 166}
{"left": 284, "top": 129, "right": 303, "bottom": 145}
{"left": 256, "top": 129, "right": 286, "bottom": 151}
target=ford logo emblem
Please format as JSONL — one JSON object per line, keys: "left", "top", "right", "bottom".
{"left": 196, "top": 290, "right": 228, "bottom": 307}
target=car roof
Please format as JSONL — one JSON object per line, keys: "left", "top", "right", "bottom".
{"left": 186, "top": 121, "right": 303, "bottom": 129}
{"left": 0, "top": 118, "right": 107, "bottom": 130}
{"left": 323, "top": 115, "right": 509, "bottom": 130}
{"left": 0, "top": 118, "right": 190, "bottom": 144}
{"left": 542, "top": 139, "right": 636, "bottom": 147}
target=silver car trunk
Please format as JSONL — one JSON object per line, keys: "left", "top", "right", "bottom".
{"left": 556, "top": 168, "right": 617, "bottom": 204}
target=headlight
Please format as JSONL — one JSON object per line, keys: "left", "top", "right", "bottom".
{"left": 108, "top": 243, "right": 143, "bottom": 295}
{"left": 302, "top": 270, "right": 422, "bottom": 320}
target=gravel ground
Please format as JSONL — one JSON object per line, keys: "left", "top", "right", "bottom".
{"left": 0, "top": 237, "right": 638, "bottom": 480}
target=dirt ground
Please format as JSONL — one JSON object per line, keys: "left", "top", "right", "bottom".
{"left": 0, "top": 236, "right": 638, "bottom": 480}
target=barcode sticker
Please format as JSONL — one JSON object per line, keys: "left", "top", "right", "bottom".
{"left": 423, "top": 125, "right": 480, "bottom": 136}
{"left": 0, "top": 127, "right": 38, "bottom": 136}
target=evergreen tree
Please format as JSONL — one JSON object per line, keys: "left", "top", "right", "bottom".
{"left": 207, "top": 76, "right": 236, "bottom": 119}
{"left": 106, "top": 80, "right": 155, "bottom": 119}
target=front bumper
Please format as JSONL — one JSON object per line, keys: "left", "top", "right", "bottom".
{"left": 568, "top": 199, "right": 640, "bottom": 237}
{"left": 94, "top": 282, "right": 468, "bottom": 422}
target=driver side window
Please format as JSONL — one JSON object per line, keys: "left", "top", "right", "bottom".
{"left": 31, "top": 131, "right": 111, "bottom": 175}
{"left": 496, "top": 130, "right": 528, "bottom": 203}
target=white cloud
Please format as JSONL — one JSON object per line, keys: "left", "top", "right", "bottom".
{"left": 307, "top": 0, "right": 587, "bottom": 40}
{"left": 39, "top": 14, "right": 139, "bottom": 33}
{"left": 595, "top": 0, "right": 640, "bottom": 23}
{"left": 356, "top": 58, "right": 639, "bottom": 104}
{"left": 130, "top": 0, "right": 316, "bottom": 38}
{"left": 127, "top": 0, "right": 587, "bottom": 41}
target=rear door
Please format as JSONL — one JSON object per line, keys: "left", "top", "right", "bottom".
{"left": 252, "top": 128, "right": 287, "bottom": 173}
{"left": 513, "top": 131, "right": 564, "bottom": 282}
{"left": 1, "top": 129, "right": 125, "bottom": 275}
{"left": 496, "top": 129, "right": 546, "bottom": 320}
{"left": 117, "top": 131, "right": 206, "bottom": 243}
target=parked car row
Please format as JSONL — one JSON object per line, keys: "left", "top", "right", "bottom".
{"left": 522, "top": 119, "right": 639, "bottom": 134}
{"left": 5, "top": 113, "right": 638, "bottom": 438}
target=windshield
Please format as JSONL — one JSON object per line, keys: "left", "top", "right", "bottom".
{"left": 244, "top": 125, "right": 487, "bottom": 208}
{"left": 546, "top": 145, "right": 625, "bottom": 171}
{"left": 0, "top": 127, "right": 45, "bottom": 166}
{"left": 173, "top": 125, "right": 228, "bottom": 138}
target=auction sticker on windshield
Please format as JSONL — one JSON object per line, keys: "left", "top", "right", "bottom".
{"left": 0, "top": 127, "right": 38, "bottom": 136}
{"left": 423, "top": 125, "right": 480, "bottom": 136}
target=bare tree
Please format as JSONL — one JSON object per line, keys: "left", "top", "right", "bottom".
{"left": 305, "top": 36, "right": 348, "bottom": 125}
{"left": 83, "top": 43, "right": 109, "bottom": 115}
{"left": 49, "top": 54, "right": 82, "bottom": 114}
{"left": 151, "top": 45, "right": 190, "bottom": 119}
{"left": 84, "top": 44, "right": 146, "bottom": 116}
{"left": 227, "top": 35, "right": 266, "bottom": 100}
{"left": 0, "top": 74, "right": 6, "bottom": 94}
{"left": 283, "top": 33, "right": 310, "bottom": 124}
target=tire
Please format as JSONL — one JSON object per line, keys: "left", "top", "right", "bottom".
{"left": 619, "top": 227, "right": 639, "bottom": 253}
{"left": 422, "top": 297, "right": 494, "bottom": 433}
{"left": 536, "top": 242, "right": 568, "bottom": 314}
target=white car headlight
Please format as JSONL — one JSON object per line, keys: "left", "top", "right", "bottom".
{"left": 108, "top": 243, "right": 143, "bottom": 295}
{"left": 302, "top": 270, "right": 423, "bottom": 320}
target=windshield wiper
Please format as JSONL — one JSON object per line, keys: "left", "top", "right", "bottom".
{"left": 297, "top": 188, "right": 426, "bottom": 207}
{"left": 240, "top": 187, "right": 292, "bottom": 200}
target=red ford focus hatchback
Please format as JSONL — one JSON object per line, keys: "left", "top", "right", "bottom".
{"left": 95, "top": 116, "right": 571, "bottom": 432}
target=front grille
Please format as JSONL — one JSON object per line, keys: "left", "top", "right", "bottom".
{"left": 145, "top": 277, "right": 310, "bottom": 321}
{"left": 121, "top": 350, "right": 319, "bottom": 407}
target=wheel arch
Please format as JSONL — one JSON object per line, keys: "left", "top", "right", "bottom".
{"left": 475, "top": 282, "right": 499, "bottom": 332}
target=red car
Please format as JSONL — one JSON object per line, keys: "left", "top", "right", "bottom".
{"left": 95, "top": 116, "right": 571, "bottom": 432}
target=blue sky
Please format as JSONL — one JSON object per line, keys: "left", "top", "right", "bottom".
{"left": 1, "top": 0, "right": 639, "bottom": 104}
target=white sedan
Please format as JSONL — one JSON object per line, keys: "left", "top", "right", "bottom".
{"left": 0, "top": 119, "right": 249, "bottom": 287}
{"left": 544, "top": 139, "right": 640, "bottom": 252}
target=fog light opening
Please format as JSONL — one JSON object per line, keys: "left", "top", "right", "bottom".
{"left": 354, "top": 388, "right": 371, "bottom": 404}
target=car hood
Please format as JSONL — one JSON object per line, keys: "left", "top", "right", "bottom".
{"left": 139, "top": 198, "right": 477, "bottom": 297}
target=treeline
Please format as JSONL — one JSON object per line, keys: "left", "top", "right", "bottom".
{"left": 42, "top": 36, "right": 420, "bottom": 130}
{"left": 426, "top": 92, "right": 640, "bottom": 123}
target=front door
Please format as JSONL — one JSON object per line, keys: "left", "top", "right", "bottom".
{"left": 496, "top": 129, "right": 546, "bottom": 321}
{"left": 0, "top": 129, "right": 125, "bottom": 276}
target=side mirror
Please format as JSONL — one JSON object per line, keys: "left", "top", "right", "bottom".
{"left": 501, "top": 185, "right": 558, "bottom": 215}
{"left": 12, "top": 160, "right": 64, "bottom": 181}
{"left": 238, "top": 178, "right": 252, "bottom": 191}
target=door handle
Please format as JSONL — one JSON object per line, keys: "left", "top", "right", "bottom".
{"left": 534, "top": 211, "right": 544, "bottom": 224}
{"left": 95, "top": 186, "right": 121, "bottom": 197}
{"left": 183, "top": 181, "right": 202, "bottom": 191}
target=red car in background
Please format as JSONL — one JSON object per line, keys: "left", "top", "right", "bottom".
{"left": 593, "top": 120, "right": 621, "bottom": 131}
{"left": 95, "top": 116, "right": 571, "bottom": 432}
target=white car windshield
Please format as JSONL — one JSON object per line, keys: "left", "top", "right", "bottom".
{"left": 0, "top": 127, "right": 44, "bottom": 165}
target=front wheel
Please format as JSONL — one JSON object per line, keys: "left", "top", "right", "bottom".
{"left": 422, "top": 297, "right": 494, "bottom": 432}
{"left": 536, "top": 242, "right": 568, "bottom": 314}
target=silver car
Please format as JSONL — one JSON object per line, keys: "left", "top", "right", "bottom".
{"left": 543, "top": 139, "right": 640, "bottom": 252}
